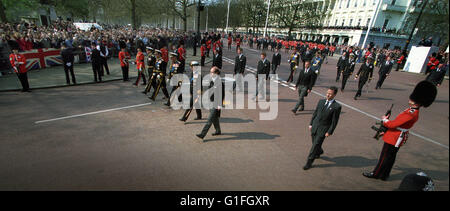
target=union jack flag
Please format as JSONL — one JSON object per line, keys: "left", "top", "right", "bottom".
{"left": 23, "top": 48, "right": 63, "bottom": 71}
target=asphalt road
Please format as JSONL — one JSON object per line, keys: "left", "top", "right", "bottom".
{"left": 0, "top": 42, "right": 448, "bottom": 191}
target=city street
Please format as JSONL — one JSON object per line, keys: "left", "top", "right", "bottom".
{"left": 0, "top": 43, "right": 448, "bottom": 191}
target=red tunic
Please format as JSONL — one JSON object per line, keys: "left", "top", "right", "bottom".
{"left": 9, "top": 53, "right": 27, "bottom": 73}
{"left": 161, "top": 48, "right": 169, "bottom": 63}
{"left": 136, "top": 52, "right": 145, "bottom": 70}
{"left": 228, "top": 37, "right": 232, "bottom": 45}
{"left": 119, "top": 51, "right": 130, "bottom": 67}
{"left": 177, "top": 47, "right": 186, "bottom": 61}
{"left": 201, "top": 45, "right": 206, "bottom": 57}
{"left": 382, "top": 108, "right": 419, "bottom": 148}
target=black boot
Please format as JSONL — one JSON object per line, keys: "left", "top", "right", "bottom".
{"left": 303, "top": 159, "right": 313, "bottom": 170}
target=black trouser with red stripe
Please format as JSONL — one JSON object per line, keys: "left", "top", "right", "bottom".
{"left": 371, "top": 142, "right": 399, "bottom": 180}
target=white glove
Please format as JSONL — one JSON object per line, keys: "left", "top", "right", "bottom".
{"left": 66, "top": 62, "right": 72, "bottom": 67}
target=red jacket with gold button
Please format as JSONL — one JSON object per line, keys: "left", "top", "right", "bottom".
{"left": 382, "top": 108, "right": 419, "bottom": 147}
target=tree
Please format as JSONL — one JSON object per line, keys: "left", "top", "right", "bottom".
{"left": 163, "top": 0, "right": 196, "bottom": 31}
{"left": 1, "top": 0, "right": 40, "bottom": 23}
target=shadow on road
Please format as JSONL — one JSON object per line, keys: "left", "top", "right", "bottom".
{"left": 314, "top": 156, "right": 378, "bottom": 168}
{"left": 203, "top": 132, "right": 280, "bottom": 142}
{"left": 184, "top": 117, "right": 254, "bottom": 125}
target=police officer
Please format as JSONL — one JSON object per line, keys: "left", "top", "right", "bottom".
{"left": 180, "top": 61, "right": 202, "bottom": 122}
{"left": 61, "top": 43, "right": 76, "bottom": 85}
{"left": 90, "top": 42, "right": 102, "bottom": 83}
{"left": 354, "top": 56, "right": 374, "bottom": 100}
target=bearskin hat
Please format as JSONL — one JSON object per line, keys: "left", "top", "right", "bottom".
{"left": 409, "top": 80, "right": 437, "bottom": 108}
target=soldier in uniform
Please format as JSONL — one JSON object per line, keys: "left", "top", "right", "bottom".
{"left": 336, "top": 52, "right": 348, "bottom": 82}
{"left": 143, "top": 49, "right": 161, "bottom": 95}
{"left": 311, "top": 51, "right": 323, "bottom": 77}
{"left": 341, "top": 54, "right": 356, "bottom": 92}
{"left": 354, "top": 56, "right": 374, "bottom": 100}
{"left": 133, "top": 48, "right": 146, "bottom": 86}
{"left": 9, "top": 43, "right": 30, "bottom": 92}
{"left": 200, "top": 43, "right": 207, "bottom": 66}
{"left": 363, "top": 81, "right": 437, "bottom": 181}
{"left": 375, "top": 56, "right": 394, "bottom": 89}
{"left": 118, "top": 43, "right": 131, "bottom": 81}
{"left": 291, "top": 61, "right": 317, "bottom": 114}
{"left": 196, "top": 67, "right": 225, "bottom": 140}
{"left": 287, "top": 48, "right": 300, "bottom": 83}
{"left": 303, "top": 87, "right": 342, "bottom": 170}
{"left": 180, "top": 61, "right": 202, "bottom": 122}
{"left": 165, "top": 52, "right": 182, "bottom": 106}
{"left": 150, "top": 50, "right": 170, "bottom": 101}
{"left": 177, "top": 41, "right": 186, "bottom": 74}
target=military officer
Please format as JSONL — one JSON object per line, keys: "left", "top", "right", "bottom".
{"left": 354, "top": 56, "right": 374, "bottom": 100}
{"left": 287, "top": 48, "right": 300, "bottom": 83}
{"left": 165, "top": 52, "right": 182, "bottom": 106}
{"left": 341, "top": 54, "right": 356, "bottom": 92}
{"left": 150, "top": 50, "right": 170, "bottom": 101}
{"left": 303, "top": 87, "right": 342, "bottom": 170}
{"left": 180, "top": 61, "right": 202, "bottom": 122}
{"left": 363, "top": 81, "right": 437, "bottom": 180}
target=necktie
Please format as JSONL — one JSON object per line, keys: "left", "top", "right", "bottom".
{"left": 322, "top": 101, "right": 329, "bottom": 111}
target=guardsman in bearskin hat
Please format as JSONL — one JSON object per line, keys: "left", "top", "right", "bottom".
{"left": 149, "top": 50, "right": 170, "bottom": 101}
{"left": 287, "top": 48, "right": 300, "bottom": 83}
{"left": 354, "top": 56, "right": 374, "bottom": 100}
{"left": 165, "top": 52, "right": 182, "bottom": 106}
{"left": 118, "top": 42, "right": 131, "bottom": 81}
{"left": 9, "top": 42, "right": 30, "bottom": 92}
{"left": 180, "top": 61, "right": 202, "bottom": 122}
{"left": 363, "top": 80, "right": 437, "bottom": 181}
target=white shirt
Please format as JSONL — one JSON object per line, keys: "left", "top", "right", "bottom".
{"left": 325, "top": 99, "right": 334, "bottom": 108}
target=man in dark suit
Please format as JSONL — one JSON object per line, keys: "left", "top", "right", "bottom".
{"left": 375, "top": 56, "right": 394, "bottom": 89}
{"left": 336, "top": 52, "right": 348, "bottom": 82}
{"left": 341, "top": 54, "right": 356, "bottom": 92}
{"left": 213, "top": 46, "right": 222, "bottom": 69}
{"left": 292, "top": 61, "right": 317, "bottom": 114}
{"left": 354, "top": 56, "right": 374, "bottom": 100}
{"left": 304, "top": 86, "right": 342, "bottom": 170}
{"left": 196, "top": 67, "right": 224, "bottom": 139}
{"left": 426, "top": 62, "right": 447, "bottom": 87}
{"left": 255, "top": 52, "right": 271, "bottom": 99}
{"left": 90, "top": 42, "right": 102, "bottom": 83}
{"left": 271, "top": 48, "right": 281, "bottom": 75}
{"left": 234, "top": 47, "right": 246, "bottom": 91}
{"left": 61, "top": 43, "right": 76, "bottom": 85}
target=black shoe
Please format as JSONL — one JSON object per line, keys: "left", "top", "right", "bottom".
{"left": 179, "top": 118, "right": 187, "bottom": 122}
{"left": 298, "top": 107, "right": 304, "bottom": 111}
{"left": 149, "top": 97, "right": 155, "bottom": 101}
{"left": 212, "top": 132, "right": 221, "bottom": 136}
{"left": 354, "top": 96, "right": 357, "bottom": 100}
{"left": 303, "top": 162, "right": 312, "bottom": 170}
{"left": 196, "top": 134, "right": 204, "bottom": 140}
{"left": 380, "top": 177, "right": 388, "bottom": 181}
{"left": 142, "top": 91, "right": 147, "bottom": 94}
{"left": 164, "top": 102, "right": 170, "bottom": 106}
{"left": 291, "top": 109, "right": 296, "bottom": 114}
{"left": 362, "top": 171, "right": 376, "bottom": 179}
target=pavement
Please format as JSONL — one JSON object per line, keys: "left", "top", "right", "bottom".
{"left": 0, "top": 42, "right": 448, "bottom": 191}
{"left": 0, "top": 48, "right": 205, "bottom": 91}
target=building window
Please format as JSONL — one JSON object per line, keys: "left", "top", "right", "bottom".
{"left": 335, "top": 19, "right": 338, "bottom": 26}
{"left": 357, "top": 19, "right": 362, "bottom": 26}
{"left": 366, "top": 18, "right": 371, "bottom": 26}
{"left": 354, "top": 0, "right": 358, "bottom": 7}
{"left": 391, "top": 0, "right": 396, "bottom": 5}
{"left": 373, "top": 0, "right": 376, "bottom": 5}
{"left": 383, "top": 19, "right": 389, "bottom": 28}
{"left": 349, "top": 19, "right": 353, "bottom": 26}
{"left": 363, "top": 0, "right": 366, "bottom": 6}
{"left": 342, "top": 19, "right": 345, "bottom": 26}
{"left": 339, "top": 0, "right": 342, "bottom": 9}
{"left": 347, "top": 0, "right": 351, "bottom": 8}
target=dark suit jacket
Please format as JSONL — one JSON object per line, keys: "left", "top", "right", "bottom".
{"left": 257, "top": 59, "right": 271, "bottom": 76}
{"left": 357, "top": 62, "right": 374, "bottom": 80}
{"left": 213, "top": 53, "right": 222, "bottom": 69}
{"left": 310, "top": 99, "right": 342, "bottom": 136}
{"left": 337, "top": 56, "right": 348, "bottom": 71}
{"left": 272, "top": 53, "right": 281, "bottom": 66}
{"left": 234, "top": 54, "right": 246, "bottom": 74}
{"left": 426, "top": 66, "right": 447, "bottom": 85}
{"left": 91, "top": 48, "right": 101, "bottom": 66}
{"left": 295, "top": 67, "right": 316, "bottom": 90}
{"left": 61, "top": 48, "right": 74, "bottom": 64}
{"left": 378, "top": 61, "right": 393, "bottom": 75}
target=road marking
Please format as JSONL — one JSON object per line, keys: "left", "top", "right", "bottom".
{"left": 221, "top": 58, "right": 449, "bottom": 150}
{"left": 35, "top": 103, "right": 153, "bottom": 124}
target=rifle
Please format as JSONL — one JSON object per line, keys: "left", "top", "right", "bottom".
{"left": 371, "top": 104, "right": 394, "bottom": 140}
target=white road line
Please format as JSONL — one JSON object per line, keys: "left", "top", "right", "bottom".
{"left": 221, "top": 57, "right": 449, "bottom": 150}
{"left": 35, "top": 103, "right": 153, "bottom": 124}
